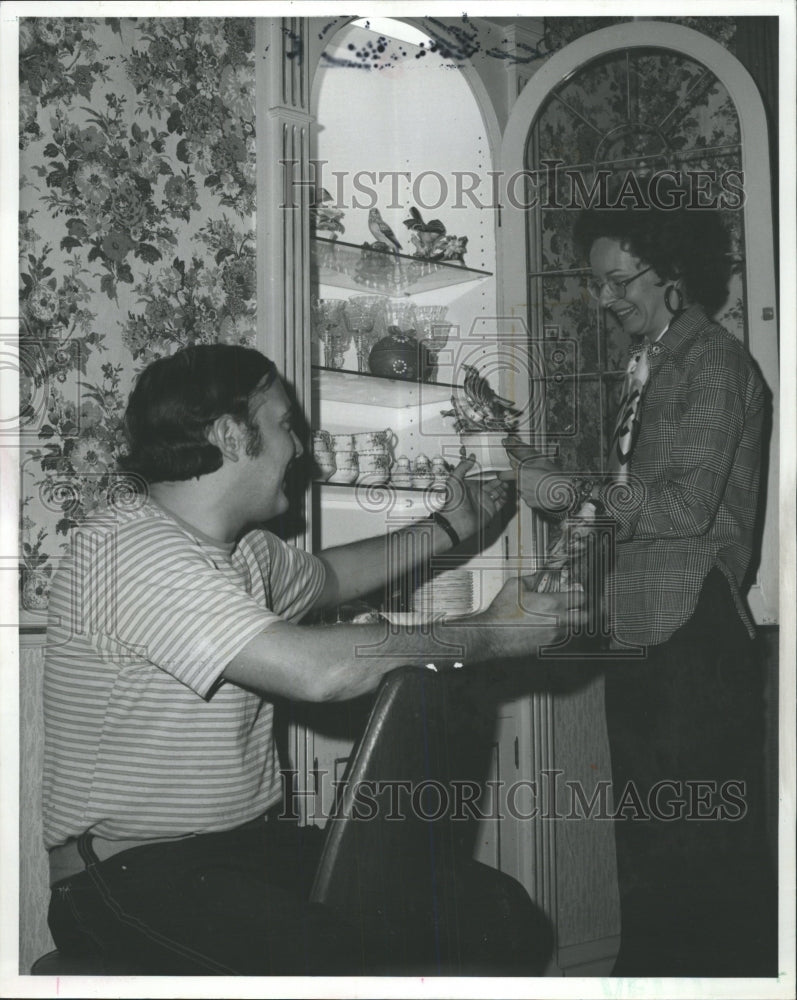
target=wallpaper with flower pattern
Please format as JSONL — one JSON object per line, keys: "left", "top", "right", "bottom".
{"left": 18, "top": 16, "right": 256, "bottom": 616}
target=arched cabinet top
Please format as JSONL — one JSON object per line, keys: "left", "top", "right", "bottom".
{"left": 503, "top": 21, "right": 771, "bottom": 184}
{"left": 307, "top": 16, "right": 503, "bottom": 159}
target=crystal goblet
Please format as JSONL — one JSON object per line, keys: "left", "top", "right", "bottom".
{"left": 311, "top": 298, "right": 350, "bottom": 370}
{"left": 344, "top": 296, "right": 385, "bottom": 373}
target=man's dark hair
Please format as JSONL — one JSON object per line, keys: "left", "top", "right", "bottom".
{"left": 119, "top": 344, "right": 277, "bottom": 484}
{"left": 573, "top": 199, "right": 732, "bottom": 316}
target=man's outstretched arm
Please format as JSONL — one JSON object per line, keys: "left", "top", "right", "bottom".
{"left": 312, "top": 458, "right": 510, "bottom": 609}
{"left": 223, "top": 578, "right": 584, "bottom": 703}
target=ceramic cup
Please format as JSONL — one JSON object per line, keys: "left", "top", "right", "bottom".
{"left": 358, "top": 453, "right": 391, "bottom": 479}
{"left": 328, "top": 452, "right": 358, "bottom": 484}
{"left": 329, "top": 433, "right": 354, "bottom": 452}
{"left": 314, "top": 453, "right": 337, "bottom": 481}
{"left": 329, "top": 470, "right": 358, "bottom": 485}
{"left": 312, "top": 429, "right": 332, "bottom": 453}
{"left": 353, "top": 429, "right": 397, "bottom": 453}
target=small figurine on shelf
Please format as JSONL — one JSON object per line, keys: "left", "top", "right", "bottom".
{"left": 443, "top": 365, "right": 522, "bottom": 434}
{"left": 367, "top": 208, "right": 402, "bottom": 253}
{"left": 441, "top": 364, "right": 522, "bottom": 471}
{"left": 392, "top": 455, "right": 412, "bottom": 488}
{"left": 402, "top": 207, "right": 468, "bottom": 265}
{"left": 436, "top": 234, "right": 469, "bottom": 265}
{"left": 310, "top": 188, "right": 345, "bottom": 239}
{"left": 411, "top": 454, "right": 434, "bottom": 490}
{"left": 403, "top": 206, "right": 447, "bottom": 259}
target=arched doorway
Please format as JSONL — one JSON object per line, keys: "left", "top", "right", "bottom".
{"left": 497, "top": 21, "right": 779, "bottom": 971}
{"left": 501, "top": 21, "right": 778, "bottom": 625}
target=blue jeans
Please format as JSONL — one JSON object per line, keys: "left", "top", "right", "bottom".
{"left": 48, "top": 812, "right": 552, "bottom": 975}
{"left": 48, "top": 815, "right": 365, "bottom": 975}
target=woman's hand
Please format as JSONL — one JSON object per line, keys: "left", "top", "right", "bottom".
{"left": 498, "top": 436, "right": 569, "bottom": 513}
{"left": 437, "top": 455, "right": 511, "bottom": 543}
{"left": 474, "top": 575, "right": 586, "bottom": 652}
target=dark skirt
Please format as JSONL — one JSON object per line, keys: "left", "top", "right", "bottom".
{"left": 604, "top": 569, "right": 777, "bottom": 977}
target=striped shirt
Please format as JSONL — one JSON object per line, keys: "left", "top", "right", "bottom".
{"left": 42, "top": 499, "right": 325, "bottom": 849}
{"left": 598, "top": 305, "right": 766, "bottom": 647}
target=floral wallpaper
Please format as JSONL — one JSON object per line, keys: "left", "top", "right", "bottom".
{"left": 19, "top": 16, "right": 256, "bottom": 616}
{"left": 526, "top": 38, "right": 746, "bottom": 476}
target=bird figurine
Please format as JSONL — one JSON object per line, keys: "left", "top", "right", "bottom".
{"left": 403, "top": 206, "right": 425, "bottom": 230}
{"left": 311, "top": 188, "right": 345, "bottom": 238}
{"left": 403, "top": 206, "right": 447, "bottom": 259}
{"left": 437, "top": 234, "right": 468, "bottom": 264}
{"left": 368, "top": 208, "right": 402, "bottom": 253}
{"left": 441, "top": 364, "right": 521, "bottom": 433}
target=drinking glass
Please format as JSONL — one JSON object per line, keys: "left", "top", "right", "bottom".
{"left": 311, "top": 299, "right": 350, "bottom": 369}
{"left": 344, "top": 296, "right": 385, "bottom": 373}
{"left": 384, "top": 300, "right": 417, "bottom": 333}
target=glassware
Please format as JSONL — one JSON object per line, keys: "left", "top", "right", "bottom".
{"left": 384, "top": 300, "right": 417, "bottom": 333}
{"left": 310, "top": 298, "right": 350, "bottom": 369}
{"left": 414, "top": 305, "right": 451, "bottom": 352}
{"left": 344, "top": 296, "right": 385, "bottom": 373}
{"left": 414, "top": 305, "right": 452, "bottom": 380}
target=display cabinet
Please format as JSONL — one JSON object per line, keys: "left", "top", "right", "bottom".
{"left": 295, "top": 235, "right": 519, "bottom": 838}
{"left": 291, "top": 16, "right": 629, "bottom": 974}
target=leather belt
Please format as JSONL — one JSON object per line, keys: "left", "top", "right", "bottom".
{"left": 48, "top": 810, "right": 278, "bottom": 886}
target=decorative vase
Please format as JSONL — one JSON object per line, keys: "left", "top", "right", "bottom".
{"left": 368, "top": 328, "right": 431, "bottom": 382}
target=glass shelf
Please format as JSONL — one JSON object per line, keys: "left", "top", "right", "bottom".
{"left": 313, "top": 480, "right": 448, "bottom": 496}
{"left": 312, "top": 366, "right": 456, "bottom": 407}
{"left": 312, "top": 236, "right": 492, "bottom": 296}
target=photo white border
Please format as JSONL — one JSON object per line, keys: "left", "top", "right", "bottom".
{"left": 1, "top": 2, "right": 794, "bottom": 998}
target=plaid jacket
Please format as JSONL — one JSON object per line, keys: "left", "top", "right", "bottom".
{"left": 598, "top": 305, "right": 766, "bottom": 647}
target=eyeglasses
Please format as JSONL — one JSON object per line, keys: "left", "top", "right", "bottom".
{"left": 586, "top": 266, "right": 654, "bottom": 301}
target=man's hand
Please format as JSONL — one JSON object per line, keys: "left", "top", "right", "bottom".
{"left": 472, "top": 575, "right": 586, "bottom": 654}
{"left": 437, "top": 454, "right": 510, "bottom": 543}
{"left": 498, "top": 437, "right": 569, "bottom": 514}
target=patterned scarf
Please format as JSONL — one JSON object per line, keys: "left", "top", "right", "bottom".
{"left": 608, "top": 342, "right": 660, "bottom": 479}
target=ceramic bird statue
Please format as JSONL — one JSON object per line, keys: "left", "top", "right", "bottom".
{"left": 311, "top": 188, "right": 345, "bottom": 237}
{"left": 403, "top": 206, "right": 426, "bottom": 230}
{"left": 438, "top": 234, "right": 468, "bottom": 264}
{"left": 368, "top": 208, "right": 402, "bottom": 252}
{"left": 403, "top": 206, "right": 447, "bottom": 258}
{"left": 441, "top": 364, "right": 521, "bottom": 433}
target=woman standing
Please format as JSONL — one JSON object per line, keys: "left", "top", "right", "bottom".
{"left": 505, "top": 194, "right": 776, "bottom": 976}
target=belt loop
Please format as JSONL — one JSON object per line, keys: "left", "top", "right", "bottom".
{"left": 76, "top": 830, "right": 99, "bottom": 870}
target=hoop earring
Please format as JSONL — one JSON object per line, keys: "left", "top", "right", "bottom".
{"left": 665, "top": 284, "right": 684, "bottom": 314}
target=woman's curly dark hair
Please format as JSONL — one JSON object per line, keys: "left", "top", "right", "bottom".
{"left": 118, "top": 344, "right": 277, "bottom": 484}
{"left": 573, "top": 197, "right": 733, "bottom": 315}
